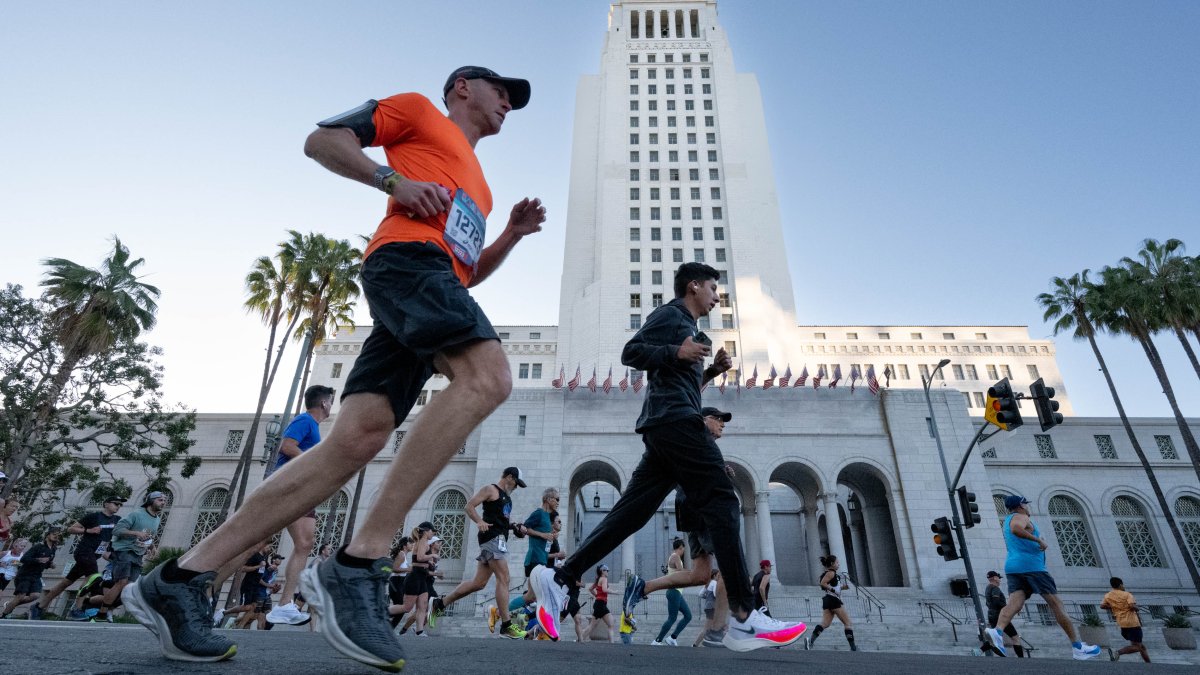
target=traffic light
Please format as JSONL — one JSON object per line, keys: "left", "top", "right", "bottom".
{"left": 1029, "top": 378, "right": 1063, "bottom": 432}
{"left": 931, "top": 517, "right": 959, "bottom": 561}
{"left": 957, "top": 486, "right": 982, "bottom": 528}
{"left": 984, "top": 378, "right": 1023, "bottom": 431}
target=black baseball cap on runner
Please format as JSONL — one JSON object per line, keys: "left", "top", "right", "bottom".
{"left": 701, "top": 407, "right": 732, "bottom": 422}
{"left": 443, "top": 66, "right": 531, "bottom": 110}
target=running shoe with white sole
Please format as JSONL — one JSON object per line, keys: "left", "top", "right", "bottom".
{"left": 487, "top": 605, "right": 498, "bottom": 633}
{"left": 427, "top": 597, "right": 443, "bottom": 629}
{"left": 121, "top": 566, "right": 238, "bottom": 662}
{"left": 623, "top": 575, "right": 646, "bottom": 614}
{"left": 265, "top": 602, "right": 311, "bottom": 626}
{"left": 1072, "top": 642, "right": 1102, "bottom": 660}
{"left": 500, "top": 622, "right": 527, "bottom": 639}
{"left": 703, "top": 628, "right": 727, "bottom": 648}
{"left": 665, "top": 636, "right": 678, "bottom": 646}
{"left": 529, "top": 565, "right": 565, "bottom": 641}
{"left": 722, "top": 609, "right": 806, "bottom": 652}
{"left": 984, "top": 627, "right": 1008, "bottom": 657}
{"left": 300, "top": 556, "right": 406, "bottom": 673}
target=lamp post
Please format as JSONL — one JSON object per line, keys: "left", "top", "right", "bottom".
{"left": 921, "top": 359, "right": 988, "bottom": 643}
{"left": 261, "top": 416, "right": 282, "bottom": 465}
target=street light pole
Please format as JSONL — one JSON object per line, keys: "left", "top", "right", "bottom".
{"left": 921, "top": 359, "right": 988, "bottom": 643}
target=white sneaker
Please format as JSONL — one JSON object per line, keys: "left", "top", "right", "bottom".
{"left": 212, "top": 607, "right": 224, "bottom": 627}
{"left": 529, "top": 565, "right": 565, "bottom": 641}
{"left": 651, "top": 639, "right": 665, "bottom": 646}
{"left": 1072, "top": 642, "right": 1102, "bottom": 660}
{"left": 665, "top": 636, "right": 678, "bottom": 646}
{"left": 722, "top": 609, "right": 807, "bottom": 652}
{"left": 985, "top": 628, "right": 1008, "bottom": 657}
{"left": 265, "top": 602, "right": 311, "bottom": 626}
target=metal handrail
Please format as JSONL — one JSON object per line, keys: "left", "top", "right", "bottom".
{"left": 851, "top": 579, "right": 886, "bottom": 623}
{"left": 921, "top": 601, "right": 963, "bottom": 642}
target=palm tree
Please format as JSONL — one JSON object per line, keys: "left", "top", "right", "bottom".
{"left": 217, "top": 255, "right": 305, "bottom": 523}
{"left": 1093, "top": 265, "right": 1200, "bottom": 484}
{"left": 3, "top": 239, "right": 160, "bottom": 496}
{"left": 1038, "top": 271, "right": 1200, "bottom": 593}
{"left": 1121, "top": 238, "right": 1200, "bottom": 381}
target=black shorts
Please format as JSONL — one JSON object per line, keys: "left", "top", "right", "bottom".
{"left": 565, "top": 595, "right": 582, "bottom": 618}
{"left": 13, "top": 576, "right": 42, "bottom": 595}
{"left": 240, "top": 590, "right": 258, "bottom": 607}
{"left": 0, "top": 577, "right": 10, "bottom": 591}
{"left": 403, "top": 567, "right": 430, "bottom": 596}
{"left": 388, "top": 575, "right": 406, "bottom": 604}
{"left": 67, "top": 552, "right": 100, "bottom": 580}
{"left": 342, "top": 242, "right": 498, "bottom": 426}
{"left": 592, "top": 599, "right": 610, "bottom": 619}
{"left": 1006, "top": 571, "right": 1058, "bottom": 597}
{"left": 1120, "top": 626, "right": 1143, "bottom": 644}
{"left": 822, "top": 595, "right": 844, "bottom": 611}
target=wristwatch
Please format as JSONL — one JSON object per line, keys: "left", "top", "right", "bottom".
{"left": 373, "top": 165, "right": 397, "bottom": 193}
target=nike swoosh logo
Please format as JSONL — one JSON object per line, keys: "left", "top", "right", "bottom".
{"left": 731, "top": 626, "right": 756, "bottom": 635}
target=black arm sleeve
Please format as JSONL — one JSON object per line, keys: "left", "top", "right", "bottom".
{"left": 316, "top": 99, "right": 378, "bottom": 148}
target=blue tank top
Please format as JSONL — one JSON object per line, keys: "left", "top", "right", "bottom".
{"left": 1002, "top": 513, "right": 1047, "bottom": 574}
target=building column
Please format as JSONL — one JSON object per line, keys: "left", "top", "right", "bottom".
{"left": 848, "top": 513, "right": 870, "bottom": 585}
{"left": 805, "top": 505, "right": 823, "bottom": 584}
{"left": 742, "top": 503, "right": 759, "bottom": 564}
{"left": 822, "top": 491, "right": 847, "bottom": 571}
{"left": 755, "top": 490, "right": 779, "bottom": 585}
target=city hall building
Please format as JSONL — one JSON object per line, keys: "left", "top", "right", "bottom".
{"left": 57, "top": 1, "right": 1200, "bottom": 608}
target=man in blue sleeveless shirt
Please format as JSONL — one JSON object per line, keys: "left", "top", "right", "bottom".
{"left": 987, "top": 495, "right": 1101, "bottom": 660}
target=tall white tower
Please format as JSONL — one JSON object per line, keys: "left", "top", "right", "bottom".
{"left": 557, "top": 0, "right": 798, "bottom": 380}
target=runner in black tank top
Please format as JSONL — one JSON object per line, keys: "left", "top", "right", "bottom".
{"left": 429, "top": 467, "right": 529, "bottom": 639}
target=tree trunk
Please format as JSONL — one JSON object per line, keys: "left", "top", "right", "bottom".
{"left": 1088, "top": 331, "right": 1200, "bottom": 593}
{"left": 1172, "top": 324, "right": 1200, "bottom": 382}
{"left": 1138, "top": 334, "right": 1200, "bottom": 484}
{"left": 343, "top": 467, "right": 368, "bottom": 545}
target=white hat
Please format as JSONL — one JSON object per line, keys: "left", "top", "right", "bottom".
{"left": 429, "top": 536, "right": 443, "bottom": 545}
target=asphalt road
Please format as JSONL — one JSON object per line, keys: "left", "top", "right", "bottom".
{"left": 1, "top": 622, "right": 1194, "bottom": 674}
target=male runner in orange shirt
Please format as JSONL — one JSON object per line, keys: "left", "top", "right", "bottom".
{"left": 123, "top": 66, "right": 544, "bottom": 673}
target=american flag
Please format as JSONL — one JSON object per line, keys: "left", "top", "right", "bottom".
{"left": 813, "top": 365, "right": 825, "bottom": 389}
{"left": 718, "top": 372, "right": 727, "bottom": 394}
{"left": 849, "top": 364, "right": 861, "bottom": 394}
{"left": 778, "top": 365, "right": 792, "bottom": 388}
{"left": 796, "top": 366, "right": 808, "bottom": 387}
{"left": 745, "top": 365, "right": 758, "bottom": 389}
{"left": 552, "top": 365, "right": 565, "bottom": 389}
{"left": 762, "top": 365, "right": 777, "bottom": 390}
{"left": 619, "top": 369, "right": 629, "bottom": 392}
{"left": 829, "top": 364, "right": 843, "bottom": 389}
{"left": 867, "top": 364, "right": 880, "bottom": 396}
{"left": 632, "top": 370, "right": 644, "bottom": 393}
{"left": 602, "top": 367, "right": 613, "bottom": 394}
{"left": 567, "top": 365, "right": 581, "bottom": 392}
{"left": 587, "top": 367, "right": 597, "bottom": 393}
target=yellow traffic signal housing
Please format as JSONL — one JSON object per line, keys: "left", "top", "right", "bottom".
{"left": 984, "top": 378, "right": 1023, "bottom": 431}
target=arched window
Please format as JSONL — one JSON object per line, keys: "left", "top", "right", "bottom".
{"left": 1111, "top": 496, "right": 1163, "bottom": 568}
{"left": 190, "top": 487, "right": 230, "bottom": 547}
{"left": 992, "top": 493, "right": 1009, "bottom": 523}
{"left": 1175, "top": 496, "right": 1200, "bottom": 567}
{"left": 431, "top": 489, "right": 467, "bottom": 560}
{"left": 1048, "top": 496, "right": 1099, "bottom": 567}
{"left": 312, "top": 491, "right": 349, "bottom": 556}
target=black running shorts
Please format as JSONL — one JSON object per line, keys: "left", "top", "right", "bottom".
{"left": 342, "top": 242, "right": 499, "bottom": 426}
{"left": 67, "top": 552, "right": 100, "bottom": 580}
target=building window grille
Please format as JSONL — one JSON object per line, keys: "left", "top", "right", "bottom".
{"left": 517, "top": 415, "right": 527, "bottom": 436}
{"left": 190, "top": 488, "right": 230, "bottom": 547}
{"left": 981, "top": 447, "right": 997, "bottom": 459}
{"left": 1094, "top": 435, "right": 1117, "bottom": 459}
{"left": 1035, "top": 434, "right": 1057, "bottom": 458}
{"left": 1048, "top": 496, "right": 1099, "bottom": 567}
{"left": 992, "top": 493, "right": 1008, "bottom": 520}
{"left": 1155, "top": 435, "right": 1178, "bottom": 459}
{"left": 1112, "top": 496, "right": 1164, "bottom": 567}
{"left": 431, "top": 490, "right": 467, "bottom": 559}
{"left": 224, "top": 430, "right": 245, "bottom": 454}
{"left": 1175, "top": 496, "right": 1200, "bottom": 567}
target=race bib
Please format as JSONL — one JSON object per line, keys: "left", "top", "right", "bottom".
{"left": 95, "top": 541, "right": 108, "bottom": 555}
{"left": 544, "top": 540, "right": 552, "bottom": 553}
{"left": 495, "top": 537, "right": 507, "bottom": 553}
{"left": 443, "top": 188, "right": 486, "bottom": 267}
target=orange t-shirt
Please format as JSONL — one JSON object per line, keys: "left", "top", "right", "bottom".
{"left": 363, "top": 93, "right": 492, "bottom": 286}
{"left": 1102, "top": 589, "right": 1141, "bottom": 628}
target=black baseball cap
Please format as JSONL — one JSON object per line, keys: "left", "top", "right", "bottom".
{"left": 987, "top": 570, "right": 1002, "bottom": 579}
{"left": 701, "top": 407, "right": 732, "bottom": 422}
{"left": 503, "top": 466, "right": 527, "bottom": 488}
{"left": 443, "top": 66, "right": 531, "bottom": 110}
{"left": 103, "top": 495, "right": 126, "bottom": 505}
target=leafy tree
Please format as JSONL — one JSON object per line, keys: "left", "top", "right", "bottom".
{"left": 0, "top": 284, "right": 198, "bottom": 533}
{"left": 1039, "top": 271, "right": 1200, "bottom": 592}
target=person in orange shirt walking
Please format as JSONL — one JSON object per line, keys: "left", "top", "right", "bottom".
{"left": 1101, "top": 577, "right": 1151, "bottom": 662}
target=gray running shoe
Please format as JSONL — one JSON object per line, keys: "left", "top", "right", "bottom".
{"left": 623, "top": 575, "right": 646, "bottom": 614}
{"left": 702, "top": 628, "right": 727, "bottom": 647}
{"left": 121, "top": 566, "right": 237, "bottom": 662}
{"left": 300, "top": 555, "right": 405, "bottom": 673}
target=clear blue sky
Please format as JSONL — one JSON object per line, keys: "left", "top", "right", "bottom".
{"left": 2, "top": 1, "right": 1197, "bottom": 418}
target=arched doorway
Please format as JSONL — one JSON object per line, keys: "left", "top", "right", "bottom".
{"left": 768, "top": 462, "right": 823, "bottom": 585}
{"left": 836, "top": 463, "right": 904, "bottom": 587}
{"left": 568, "top": 459, "right": 627, "bottom": 576}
